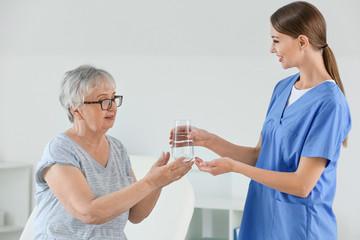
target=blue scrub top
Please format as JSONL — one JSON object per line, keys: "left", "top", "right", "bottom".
{"left": 238, "top": 73, "right": 351, "bottom": 240}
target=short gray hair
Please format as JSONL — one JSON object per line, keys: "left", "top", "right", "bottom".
{"left": 59, "top": 65, "right": 116, "bottom": 122}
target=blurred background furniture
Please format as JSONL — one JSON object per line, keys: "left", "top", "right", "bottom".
{"left": 19, "top": 206, "right": 36, "bottom": 240}
{"left": 0, "top": 162, "right": 32, "bottom": 240}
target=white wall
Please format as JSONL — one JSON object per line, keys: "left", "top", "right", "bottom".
{"left": 1, "top": 0, "right": 359, "bottom": 238}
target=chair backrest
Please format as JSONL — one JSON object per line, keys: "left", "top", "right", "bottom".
{"left": 19, "top": 205, "right": 36, "bottom": 240}
{"left": 124, "top": 155, "right": 195, "bottom": 240}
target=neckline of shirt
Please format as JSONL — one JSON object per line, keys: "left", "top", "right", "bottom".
{"left": 60, "top": 133, "right": 112, "bottom": 170}
{"left": 293, "top": 79, "right": 336, "bottom": 92}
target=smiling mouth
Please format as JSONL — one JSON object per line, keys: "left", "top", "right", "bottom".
{"left": 105, "top": 116, "right": 114, "bottom": 120}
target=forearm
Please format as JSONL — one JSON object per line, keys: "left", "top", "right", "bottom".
{"left": 83, "top": 179, "right": 158, "bottom": 224}
{"left": 206, "top": 134, "right": 259, "bottom": 166}
{"left": 128, "top": 187, "right": 162, "bottom": 223}
{"left": 232, "top": 161, "right": 308, "bottom": 198}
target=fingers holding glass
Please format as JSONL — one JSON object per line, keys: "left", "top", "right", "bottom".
{"left": 172, "top": 120, "right": 194, "bottom": 161}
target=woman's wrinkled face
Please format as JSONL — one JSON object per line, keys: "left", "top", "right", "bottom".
{"left": 270, "top": 25, "right": 301, "bottom": 69}
{"left": 79, "top": 83, "right": 117, "bottom": 133}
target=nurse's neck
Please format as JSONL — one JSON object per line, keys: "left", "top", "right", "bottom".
{"left": 296, "top": 51, "right": 332, "bottom": 90}
{"left": 296, "top": 67, "right": 332, "bottom": 90}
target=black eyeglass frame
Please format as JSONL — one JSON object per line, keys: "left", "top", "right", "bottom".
{"left": 83, "top": 95, "right": 123, "bottom": 110}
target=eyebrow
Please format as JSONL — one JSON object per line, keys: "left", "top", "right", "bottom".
{"left": 96, "top": 92, "right": 116, "bottom": 98}
{"left": 271, "top": 36, "right": 279, "bottom": 39}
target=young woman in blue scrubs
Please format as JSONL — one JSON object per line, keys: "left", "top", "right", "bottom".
{"left": 172, "top": 1, "right": 352, "bottom": 239}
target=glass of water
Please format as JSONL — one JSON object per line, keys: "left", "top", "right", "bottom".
{"left": 172, "top": 120, "right": 194, "bottom": 161}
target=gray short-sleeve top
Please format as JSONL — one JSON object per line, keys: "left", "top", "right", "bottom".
{"left": 34, "top": 133, "right": 133, "bottom": 240}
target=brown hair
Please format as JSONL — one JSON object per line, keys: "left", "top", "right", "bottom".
{"left": 271, "top": 1, "right": 348, "bottom": 147}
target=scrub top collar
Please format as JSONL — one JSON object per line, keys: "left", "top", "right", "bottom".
{"left": 278, "top": 73, "right": 338, "bottom": 121}
{"left": 275, "top": 73, "right": 299, "bottom": 121}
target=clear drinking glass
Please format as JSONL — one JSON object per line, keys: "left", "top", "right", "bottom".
{"left": 172, "top": 120, "right": 194, "bottom": 161}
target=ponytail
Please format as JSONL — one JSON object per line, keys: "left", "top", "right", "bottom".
{"left": 322, "top": 46, "right": 348, "bottom": 147}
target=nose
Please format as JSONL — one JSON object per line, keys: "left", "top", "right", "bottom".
{"left": 270, "top": 43, "right": 276, "bottom": 54}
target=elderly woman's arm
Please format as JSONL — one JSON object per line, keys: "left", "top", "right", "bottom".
{"left": 127, "top": 152, "right": 185, "bottom": 223}
{"left": 127, "top": 169, "right": 162, "bottom": 223}
{"left": 44, "top": 153, "right": 193, "bottom": 225}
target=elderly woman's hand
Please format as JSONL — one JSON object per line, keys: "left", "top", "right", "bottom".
{"left": 144, "top": 152, "right": 194, "bottom": 188}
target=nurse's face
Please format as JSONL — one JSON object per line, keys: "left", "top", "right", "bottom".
{"left": 270, "top": 25, "right": 301, "bottom": 69}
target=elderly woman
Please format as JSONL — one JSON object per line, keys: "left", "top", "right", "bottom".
{"left": 34, "top": 65, "right": 193, "bottom": 239}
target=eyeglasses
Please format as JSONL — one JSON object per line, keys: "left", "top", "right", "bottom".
{"left": 84, "top": 95, "right": 123, "bottom": 110}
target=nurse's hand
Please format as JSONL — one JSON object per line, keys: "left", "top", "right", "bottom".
{"left": 194, "top": 157, "right": 234, "bottom": 176}
{"left": 169, "top": 126, "right": 213, "bottom": 147}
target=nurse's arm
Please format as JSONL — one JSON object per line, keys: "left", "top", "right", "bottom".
{"left": 199, "top": 132, "right": 262, "bottom": 167}
{"left": 172, "top": 127, "right": 261, "bottom": 167}
{"left": 233, "top": 156, "right": 327, "bottom": 198}
{"left": 198, "top": 156, "right": 326, "bottom": 198}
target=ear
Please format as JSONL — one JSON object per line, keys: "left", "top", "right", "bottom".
{"left": 298, "top": 35, "right": 309, "bottom": 50}
{"left": 70, "top": 106, "right": 83, "bottom": 120}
